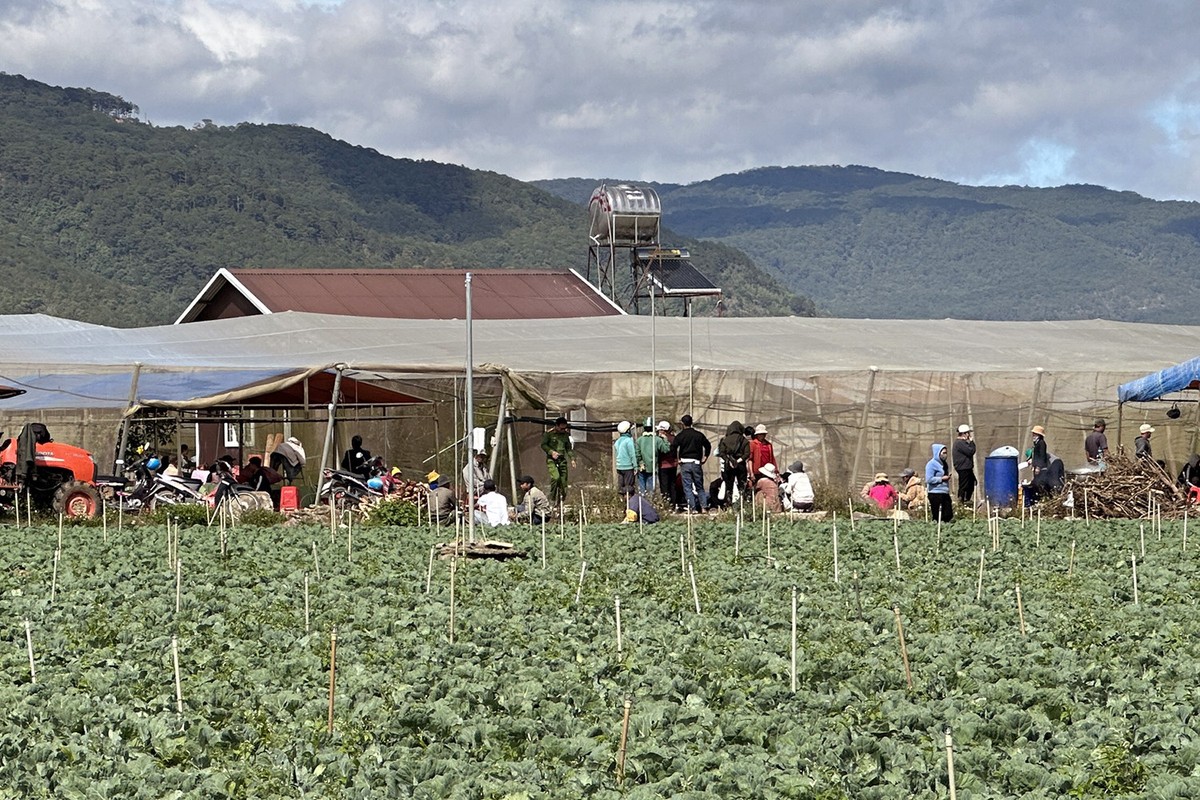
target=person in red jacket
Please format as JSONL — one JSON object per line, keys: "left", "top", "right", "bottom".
{"left": 749, "top": 424, "right": 777, "bottom": 477}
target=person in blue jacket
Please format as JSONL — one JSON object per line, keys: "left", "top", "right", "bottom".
{"left": 613, "top": 421, "right": 637, "bottom": 498}
{"left": 925, "top": 443, "right": 954, "bottom": 523}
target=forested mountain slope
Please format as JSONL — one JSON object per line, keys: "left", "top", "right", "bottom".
{"left": 0, "top": 74, "right": 813, "bottom": 326}
{"left": 536, "top": 166, "right": 1200, "bottom": 322}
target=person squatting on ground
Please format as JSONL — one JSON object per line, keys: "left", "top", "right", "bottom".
{"left": 717, "top": 420, "right": 750, "bottom": 506}
{"left": 897, "top": 467, "right": 926, "bottom": 512}
{"left": 636, "top": 420, "right": 667, "bottom": 496}
{"left": 425, "top": 471, "right": 457, "bottom": 523}
{"left": 754, "top": 462, "right": 783, "bottom": 513}
{"left": 541, "top": 417, "right": 575, "bottom": 509}
{"left": 513, "top": 475, "right": 550, "bottom": 525}
{"left": 670, "top": 414, "right": 711, "bottom": 513}
{"left": 613, "top": 421, "right": 637, "bottom": 498}
{"left": 474, "top": 479, "right": 510, "bottom": 527}
{"left": 782, "top": 461, "right": 815, "bottom": 511}
{"left": 464, "top": 450, "right": 491, "bottom": 500}
{"left": 953, "top": 424, "right": 976, "bottom": 505}
{"left": 861, "top": 472, "right": 898, "bottom": 511}
{"left": 926, "top": 444, "right": 954, "bottom": 523}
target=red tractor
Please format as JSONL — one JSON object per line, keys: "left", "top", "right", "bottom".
{"left": 0, "top": 423, "right": 103, "bottom": 518}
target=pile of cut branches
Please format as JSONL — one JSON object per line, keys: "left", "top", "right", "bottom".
{"left": 1045, "top": 451, "right": 1188, "bottom": 519}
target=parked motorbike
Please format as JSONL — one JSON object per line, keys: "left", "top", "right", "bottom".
{"left": 317, "top": 467, "right": 384, "bottom": 508}
{"left": 106, "top": 454, "right": 207, "bottom": 513}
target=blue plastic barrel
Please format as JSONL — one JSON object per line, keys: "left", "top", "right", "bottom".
{"left": 984, "top": 448, "right": 1019, "bottom": 507}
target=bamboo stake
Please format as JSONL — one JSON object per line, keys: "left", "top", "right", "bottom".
{"left": 893, "top": 605, "right": 913, "bottom": 689}
{"left": 329, "top": 498, "right": 336, "bottom": 545}
{"left": 976, "top": 548, "right": 985, "bottom": 602}
{"left": 765, "top": 512, "right": 771, "bottom": 560}
{"left": 13, "top": 489, "right": 18, "bottom": 531}
{"left": 346, "top": 510, "right": 353, "bottom": 563}
{"left": 425, "top": 544, "right": 436, "bottom": 594}
{"left": 304, "top": 574, "right": 311, "bottom": 634}
{"left": 893, "top": 528, "right": 901, "bottom": 572}
{"left": 1084, "top": 488, "right": 1090, "bottom": 526}
{"left": 790, "top": 586, "right": 798, "bottom": 692}
{"left": 688, "top": 510, "right": 695, "bottom": 556}
{"left": 945, "top": 728, "right": 958, "bottom": 800}
{"left": 580, "top": 489, "right": 587, "bottom": 529}
{"left": 326, "top": 627, "right": 337, "bottom": 732}
{"left": 1068, "top": 540, "right": 1076, "bottom": 577}
{"left": 847, "top": 497, "right": 855, "bottom": 530}
{"left": 559, "top": 502, "right": 564, "bottom": 540}
{"left": 679, "top": 534, "right": 685, "bottom": 576}
{"left": 102, "top": 497, "right": 108, "bottom": 543}
{"left": 1140, "top": 524, "right": 1146, "bottom": 559}
{"left": 312, "top": 542, "right": 321, "bottom": 580}
{"left": 172, "top": 635, "right": 183, "bottom": 714}
{"left": 541, "top": 516, "right": 547, "bottom": 568}
{"left": 832, "top": 524, "right": 839, "bottom": 584}
{"left": 1015, "top": 583, "right": 1027, "bottom": 636}
{"left": 574, "top": 561, "right": 587, "bottom": 604}
{"left": 175, "top": 558, "right": 182, "bottom": 614}
{"left": 1036, "top": 508, "right": 1041, "bottom": 548}
{"left": 118, "top": 498, "right": 123, "bottom": 532}
{"left": 448, "top": 558, "right": 457, "bottom": 644}
{"left": 49, "top": 548, "right": 61, "bottom": 604}
{"left": 578, "top": 510, "right": 584, "bottom": 561}
{"left": 688, "top": 562, "right": 701, "bottom": 614}
{"left": 614, "top": 596, "right": 623, "bottom": 655}
{"left": 734, "top": 513, "right": 741, "bottom": 559}
{"left": 24, "top": 619, "right": 36, "bottom": 684}
{"left": 936, "top": 518, "right": 942, "bottom": 552}
{"left": 57, "top": 512, "right": 63, "bottom": 551}
{"left": 1131, "top": 553, "right": 1139, "bottom": 606}
{"left": 1185, "top": 505, "right": 1189, "bottom": 552}
{"left": 616, "top": 698, "right": 632, "bottom": 785}
{"left": 26, "top": 490, "right": 31, "bottom": 527}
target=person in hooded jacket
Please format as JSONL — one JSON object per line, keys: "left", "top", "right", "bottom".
{"left": 717, "top": 420, "right": 750, "bottom": 506}
{"left": 341, "top": 434, "right": 372, "bottom": 479}
{"left": 1178, "top": 454, "right": 1200, "bottom": 489}
{"left": 926, "top": 444, "right": 953, "bottom": 523}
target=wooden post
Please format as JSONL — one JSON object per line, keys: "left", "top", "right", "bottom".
{"left": 688, "top": 562, "right": 702, "bottom": 614}
{"left": 614, "top": 596, "right": 623, "bottom": 655}
{"left": 893, "top": 605, "right": 913, "bottom": 690}
{"left": 172, "top": 635, "right": 184, "bottom": 714}
{"left": 24, "top": 620, "right": 36, "bottom": 685}
{"left": 945, "top": 728, "right": 958, "bottom": 800}
{"left": 790, "top": 586, "right": 798, "bottom": 693}
{"left": 326, "top": 627, "right": 337, "bottom": 732}
{"left": 1015, "top": 583, "right": 1027, "bottom": 637}
{"left": 976, "top": 548, "right": 985, "bottom": 602}
{"left": 616, "top": 698, "right": 632, "bottom": 785}
{"left": 574, "top": 561, "right": 587, "bottom": 604}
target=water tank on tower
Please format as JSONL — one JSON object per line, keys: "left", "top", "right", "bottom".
{"left": 587, "top": 184, "right": 662, "bottom": 246}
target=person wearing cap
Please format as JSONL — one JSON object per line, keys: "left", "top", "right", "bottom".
{"left": 474, "top": 479, "right": 510, "bottom": 527}
{"left": 669, "top": 414, "right": 712, "bottom": 513}
{"left": 860, "top": 472, "right": 898, "bottom": 511}
{"left": 463, "top": 450, "right": 491, "bottom": 500}
{"left": 426, "top": 471, "right": 457, "bottom": 523}
{"left": 512, "top": 475, "right": 550, "bottom": 524}
{"left": 717, "top": 420, "right": 751, "bottom": 506}
{"left": 754, "top": 462, "right": 783, "bottom": 513}
{"left": 613, "top": 421, "right": 637, "bottom": 498}
{"left": 1085, "top": 419, "right": 1109, "bottom": 465}
{"left": 897, "top": 467, "right": 926, "bottom": 511}
{"left": 541, "top": 416, "right": 575, "bottom": 508}
{"left": 1135, "top": 423, "right": 1155, "bottom": 461}
{"left": 926, "top": 445, "right": 953, "bottom": 522}
{"left": 655, "top": 420, "right": 684, "bottom": 512}
{"left": 952, "top": 424, "right": 977, "bottom": 505}
{"left": 782, "top": 461, "right": 815, "bottom": 511}
{"left": 636, "top": 419, "right": 668, "bottom": 496}
{"left": 749, "top": 424, "right": 778, "bottom": 478}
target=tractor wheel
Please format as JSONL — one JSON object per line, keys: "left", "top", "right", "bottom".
{"left": 53, "top": 481, "right": 101, "bottom": 519}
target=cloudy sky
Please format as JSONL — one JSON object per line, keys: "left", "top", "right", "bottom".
{"left": 5, "top": 0, "right": 1200, "bottom": 200}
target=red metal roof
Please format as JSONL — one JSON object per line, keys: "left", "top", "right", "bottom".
{"left": 179, "top": 268, "right": 623, "bottom": 322}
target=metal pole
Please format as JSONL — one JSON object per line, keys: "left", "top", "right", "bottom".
{"left": 687, "top": 298, "right": 694, "bottom": 412}
{"left": 114, "top": 362, "right": 143, "bottom": 473}
{"left": 650, "top": 278, "right": 656, "bottom": 428}
{"left": 465, "top": 273, "right": 476, "bottom": 544}
{"left": 316, "top": 366, "right": 346, "bottom": 500}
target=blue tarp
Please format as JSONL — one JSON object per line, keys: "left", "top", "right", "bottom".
{"left": 0, "top": 369, "right": 297, "bottom": 411}
{"left": 1117, "top": 356, "right": 1200, "bottom": 403}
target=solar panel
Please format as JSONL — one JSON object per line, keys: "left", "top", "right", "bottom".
{"left": 631, "top": 247, "right": 721, "bottom": 297}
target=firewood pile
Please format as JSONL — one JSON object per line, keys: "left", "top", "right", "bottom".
{"left": 1045, "top": 451, "right": 1188, "bottom": 519}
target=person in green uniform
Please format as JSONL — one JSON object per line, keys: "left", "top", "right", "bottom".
{"left": 541, "top": 416, "right": 575, "bottom": 508}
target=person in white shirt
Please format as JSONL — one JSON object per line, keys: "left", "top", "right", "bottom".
{"left": 783, "top": 461, "right": 815, "bottom": 511}
{"left": 474, "top": 479, "right": 510, "bottom": 527}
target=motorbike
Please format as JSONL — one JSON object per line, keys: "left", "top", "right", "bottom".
{"left": 317, "top": 467, "right": 384, "bottom": 508}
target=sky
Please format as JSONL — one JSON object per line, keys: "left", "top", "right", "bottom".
{"left": 4, "top": 0, "right": 1200, "bottom": 201}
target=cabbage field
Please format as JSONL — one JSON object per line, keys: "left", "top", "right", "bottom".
{"left": 3, "top": 512, "right": 1200, "bottom": 798}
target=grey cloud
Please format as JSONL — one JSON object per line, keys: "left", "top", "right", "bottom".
{"left": 2, "top": 0, "right": 1200, "bottom": 199}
